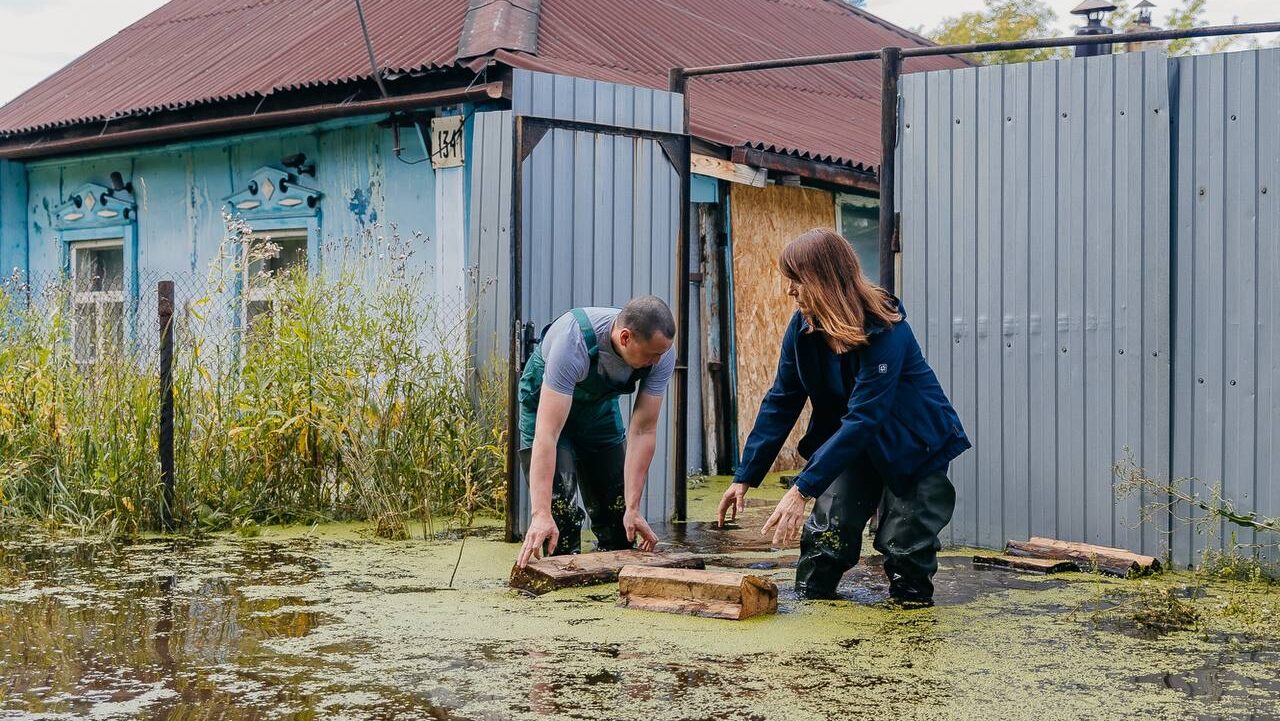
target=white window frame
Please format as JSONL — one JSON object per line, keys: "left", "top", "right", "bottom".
{"left": 70, "top": 239, "right": 126, "bottom": 365}
{"left": 241, "top": 228, "right": 309, "bottom": 334}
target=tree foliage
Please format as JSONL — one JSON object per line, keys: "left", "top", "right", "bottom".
{"left": 927, "top": 0, "right": 1273, "bottom": 66}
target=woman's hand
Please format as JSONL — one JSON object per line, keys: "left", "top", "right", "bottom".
{"left": 717, "top": 483, "right": 750, "bottom": 527}
{"left": 761, "top": 486, "right": 811, "bottom": 548}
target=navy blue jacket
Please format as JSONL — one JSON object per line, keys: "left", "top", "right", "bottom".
{"left": 735, "top": 300, "right": 970, "bottom": 499}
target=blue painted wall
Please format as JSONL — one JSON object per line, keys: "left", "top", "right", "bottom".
{"left": 11, "top": 111, "right": 468, "bottom": 304}
{"left": 0, "top": 159, "right": 26, "bottom": 283}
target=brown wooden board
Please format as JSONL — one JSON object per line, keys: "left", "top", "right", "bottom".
{"left": 617, "top": 566, "right": 779, "bottom": 620}
{"left": 972, "top": 554, "right": 1078, "bottom": 575}
{"left": 509, "top": 550, "right": 704, "bottom": 595}
{"left": 1004, "top": 537, "right": 1161, "bottom": 577}
{"left": 729, "top": 182, "right": 835, "bottom": 472}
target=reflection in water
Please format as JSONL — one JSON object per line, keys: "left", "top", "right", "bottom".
{"left": 1, "top": 528, "right": 1278, "bottom": 721}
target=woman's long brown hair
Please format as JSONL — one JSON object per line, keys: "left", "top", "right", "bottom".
{"left": 779, "top": 227, "right": 900, "bottom": 353}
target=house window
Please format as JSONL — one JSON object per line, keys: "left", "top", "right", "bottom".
{"left": 242, "top": 230, "right": 308, "bottom": 331}
{"left": 71, "top": 240, "right": 125, "bottom": 363}
{"left": 837, "top": 194, "right": 880, "bottom": 283}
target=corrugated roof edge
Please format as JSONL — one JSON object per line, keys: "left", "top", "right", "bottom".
{"left": 0, "top": 61, "right": 460, "bottom": 137}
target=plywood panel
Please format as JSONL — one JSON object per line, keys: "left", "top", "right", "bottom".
{"left": 729, "top": 183, "right": 835, "bottom": 471}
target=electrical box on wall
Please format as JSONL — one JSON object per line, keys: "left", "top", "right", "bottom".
{"left": 430, "top": 116, "right": 465, "bottom": 169}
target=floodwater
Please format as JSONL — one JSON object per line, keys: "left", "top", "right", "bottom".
{"left": 2, "top": 478, "right": 1279, "bottom": 720}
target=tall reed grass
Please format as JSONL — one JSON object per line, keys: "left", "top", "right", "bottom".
{"left": 0, "top": 217, "right": 506, "bottom": 537}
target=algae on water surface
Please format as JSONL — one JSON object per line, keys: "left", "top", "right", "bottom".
{"left": 2, "top": 477, "right": 1279, "bottom": 720}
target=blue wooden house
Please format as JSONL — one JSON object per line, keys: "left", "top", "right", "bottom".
{"left": 0, "top": 0, "right": 962, "bottom": 532}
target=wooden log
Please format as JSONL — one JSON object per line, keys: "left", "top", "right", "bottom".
{"left": 617, "top": 566, "right": 779, "bottom": 620}
{"left": 509, "top": 550, "right": 704, "bottom": 595}
{"left": 1004, "top": 537, "right": 1161, "bottom": 577}
{"left": 972, "top": 554, "right": 1078, "bottom": 574}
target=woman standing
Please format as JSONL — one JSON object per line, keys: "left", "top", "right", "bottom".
{"left": 718, "top": 228, "right": 970, "bottom": 607}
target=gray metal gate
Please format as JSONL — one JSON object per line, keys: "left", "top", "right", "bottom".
{"left": 468, "top": 71, "right": 690, "bottom": 540}
{"left": 899, "top": 47, "right": 1280, "bottom": 566}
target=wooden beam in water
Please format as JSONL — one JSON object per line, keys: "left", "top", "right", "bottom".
{"left": 617, "top": 566, "right": 779, "bottom": 620}
{"left": 509, "top": 550, "right": 705, "bottom": 595}
{"left": 973, "top": 554, "right": 1078, "bottom": 574}
{"left": 1004, "top": 537, "right": 1161, "bottom": 577}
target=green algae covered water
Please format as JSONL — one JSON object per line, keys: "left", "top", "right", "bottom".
{"left": 2, "top": 477, "right": 1278, "bottom": 720}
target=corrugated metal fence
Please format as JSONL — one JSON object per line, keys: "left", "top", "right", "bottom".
{"left": 469, "top": 70, "right": 697, "bottom": 537}
{"left": 899, "top": 48, "right": 1279, "bottom": 566}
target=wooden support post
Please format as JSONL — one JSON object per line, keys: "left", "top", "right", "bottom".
{"left": 617, "top": 566, "right": 779, "bottom": 620}
{"left": 157, "top": 280, "right": 175, "bottom": 531}
{"left": 509, "top": 550, "right": 705, "bottom": 595}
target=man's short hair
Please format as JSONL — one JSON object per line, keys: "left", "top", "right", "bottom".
{"left": 618, "top": 295, "right": 676, "bottom": 341}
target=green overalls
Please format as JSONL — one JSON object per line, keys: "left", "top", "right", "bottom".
{"left": 517, "top": 308, "right": 652, "bottom": 553}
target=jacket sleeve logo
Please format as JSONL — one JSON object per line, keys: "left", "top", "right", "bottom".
{"left": 878, "top": 363, "right": 889, "bottom": 374}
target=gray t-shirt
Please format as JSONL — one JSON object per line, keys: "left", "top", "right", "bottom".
{"left": 539, "top": 307, "right": 676, "bottom": 397}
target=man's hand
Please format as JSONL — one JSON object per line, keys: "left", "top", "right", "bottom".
{"left": 717, "top": 483, "right": 749, "bottom": 527}
{"left": 761, "top": 486, "right": 810, "bottom": 548}
{"left": 623, "top": 508, "right": 659, "bottom": 552}
{"left": 518, "top": 512, "right": 560, "bottom": 568}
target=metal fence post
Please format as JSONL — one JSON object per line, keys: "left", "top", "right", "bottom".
{"left": 158, "top": 280, "right": 175, "bottom": 531}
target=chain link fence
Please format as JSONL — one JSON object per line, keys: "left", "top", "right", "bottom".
{"left": 0, "top": 223, "right": 504, "bottom": 537}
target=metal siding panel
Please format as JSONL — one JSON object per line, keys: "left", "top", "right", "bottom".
{"left": 1140, "top": 52, "right": 1172, "bottom": 560}
{"left": 900, "top": 74, "right": 926, "bottom": 352}
{"left": 1171, "top": 56, "right": 1198, "bottom": 566}
{"left": 632, "top": 138, "right": 653, "bottom": 298}
{"left": 571, "top": 82, "right": 595, "bottom": 308}
{"left": 1112, "top": 53, "right": 1144, "bottom": 552}
{"left": 1083, "top": 55, "right": 1116, "bottom": 547}
{"left": 952, "top": 67, "right": 980, "bottom": 547}
{"left": 612, "top": 86, "right": 636, "bottom": 308}
{"left": 927, "top": 72, "right": 953, "bottom": 411}
{"left": 593, "top": 84, "right": 617, "bottom": 307}
{"left": 1028, "top": 59, "right": 1060, "bottom": 541}
{"left": 1058, "top": 56, "right": 1088, "bottom": 544}
{"left": 1000, "top": 61, "right": 1032, "bottom": 544}
{"left": 1193, "top": 53, "right": 1227, "bottom": 563}
{"left": 1222, "top": 50, "right": 1258, "bottom": 551}
{"left": 512, "top": 69, "right": 534, "bottom": 116}
{"left": 1257, "top": 49, "right": 1280, "bottom": 565}
{"left": 549, "top": 127, "right": 574, "bottom": 320}
{"left": 975, "top": 64, "right": 1005, "bottom": 550}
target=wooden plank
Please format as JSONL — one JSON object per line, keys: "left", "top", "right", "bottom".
{"left": 728, "top": 183, "right": 833, "bottom": 471}
{"left": 1005, "top": 536, "right": 1160, "bottom": 576}
{"left": 690, "top": 154, "right": 767, "bottom": 187}
{"left": 508, "top": 550, "right": 704, "bottom": 595}
{"left": 617, "top": 566, "right": 778, "bottom": 620}
{"left": 972, "top": 554, "right": 1077, "bottom": 574}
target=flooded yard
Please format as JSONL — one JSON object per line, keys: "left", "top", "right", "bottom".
{"left": 2, "top": 478, "right": 1278, "bottom": 720}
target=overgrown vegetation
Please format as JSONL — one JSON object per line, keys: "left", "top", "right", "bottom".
{"left": 1114, "top": 455, "right": 1280, "bottom": 580}
{"left": 0, "top": 217, "right": 506, "bottom": 538}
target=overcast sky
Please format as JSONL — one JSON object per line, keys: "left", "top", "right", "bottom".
{"left": 0, "top": 0, "right": 1275, "bottom": 105}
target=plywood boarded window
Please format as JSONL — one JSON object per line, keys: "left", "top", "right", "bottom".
{"left": 729, "top": 183, "right": 836, "bottom": 472}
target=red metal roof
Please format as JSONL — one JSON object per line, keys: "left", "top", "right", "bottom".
{"left": 0, "top": 0, "right": 968, "bottom": 171}
{"left": 0, "top": 0, "right": 466, "bottom": 135}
